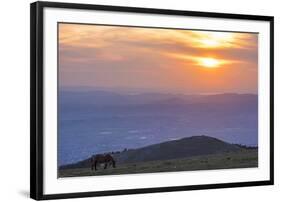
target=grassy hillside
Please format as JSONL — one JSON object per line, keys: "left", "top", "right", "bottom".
{"left": 59, "top": 136, "right": 258, "bottom": 177}
{"left": 59, "top": 149, "right": 258, "bottom": 177}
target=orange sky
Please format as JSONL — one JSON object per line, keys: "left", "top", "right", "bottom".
{"left": 59, "top": 23, "right": 258, "bottom": 94}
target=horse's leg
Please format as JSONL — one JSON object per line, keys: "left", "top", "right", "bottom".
{"left": 91, "top": 158, "right": 94, "bottom": 170}
{"left": 104, "top": 163, "right": 107, "bottom": 169}
{"left": 94, "top": 161, "right": 98, "bottom": 171}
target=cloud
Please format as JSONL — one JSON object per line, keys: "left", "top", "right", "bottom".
{"left": 58, "top": 23, "right": 258, "bottom": 93}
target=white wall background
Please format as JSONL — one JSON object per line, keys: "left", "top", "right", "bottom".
{"left": 0, "top": 0, "right": 279, "bottom": 201}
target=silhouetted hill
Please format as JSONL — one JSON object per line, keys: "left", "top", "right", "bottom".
{"left": 114, "top": 135, "right": 240, "bottom": 163}
{"left": 60, "top": 136, "right": 242, "bottom": 170}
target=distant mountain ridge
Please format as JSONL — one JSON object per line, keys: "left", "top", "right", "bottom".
{"left": 59, "top": 90, "right": 257, "bottom": 107}
{"left": 60, "top": 136, "right": 244, "bottom": 170}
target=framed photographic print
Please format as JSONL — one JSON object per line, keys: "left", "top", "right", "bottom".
{"left": 30, "top": 1, "right": 274, "bottom": 200}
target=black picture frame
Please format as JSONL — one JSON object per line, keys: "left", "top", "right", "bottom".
{"left": 30, "top": 1, "right": 274, "bottom": 200}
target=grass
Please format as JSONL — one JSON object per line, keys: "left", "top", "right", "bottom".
{"left": 58, "top": 149, "right": 258, "bottom": 178}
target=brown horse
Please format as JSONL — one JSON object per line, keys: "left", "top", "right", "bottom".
{"left": 91, "top": 154, "right": 116, "bottom": 171}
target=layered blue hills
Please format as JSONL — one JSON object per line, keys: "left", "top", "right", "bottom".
{"left": 58, "top": 90, "right": 258, "bottom": 166}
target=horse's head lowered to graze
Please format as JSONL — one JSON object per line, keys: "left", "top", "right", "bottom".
{"left": 91, "top": 154, "right": 116, "bottom": 171}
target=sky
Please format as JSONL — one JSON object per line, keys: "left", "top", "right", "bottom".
{"left": 59, "top": 23, "right": 258, "bottom": 94}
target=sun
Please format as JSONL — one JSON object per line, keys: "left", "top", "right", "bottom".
{"left": 198, "top": 58, "right": 220, "bottom": 68}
